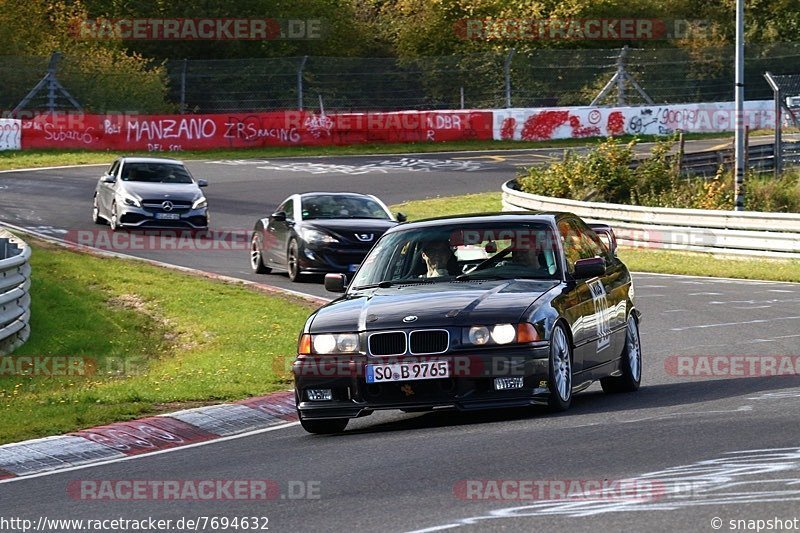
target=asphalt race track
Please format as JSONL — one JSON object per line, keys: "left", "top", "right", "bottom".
{"left": 1, "top": 142, "right": 799, "bottom": 532}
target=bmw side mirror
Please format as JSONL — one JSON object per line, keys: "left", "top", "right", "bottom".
{"left": 573, "top": 257, "right": 606, "bottom": 279}
{"left": 271, "top": 211, "right": 287, "bottom": 222}
{"left": 101, "top": 174, "right": 116, "bottom": 183}
{"left": 324, "top": 273, "right": 347, "bottom": 293}
{"left": 396, "top": 212, "right": 407, "bottom": 222}
{"left": 197, "top": 179, "right": 208, "bottom": 188}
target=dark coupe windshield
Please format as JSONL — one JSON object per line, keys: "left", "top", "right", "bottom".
{"left": 301, "top": 195, "right": 390, "bottom": 220}
{"left": 121, "top": 163, "right": 194, "bottom": 184}
{"left": 351, "top": 221, "right": 561, "bottom": 288}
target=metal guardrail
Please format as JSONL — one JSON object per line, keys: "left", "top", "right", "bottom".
{"left": 0, "top": 230, "right": 31, "bottom": 356}
{"left": 670, "top": 140, "right": 800, "bottom": 176}
{"left": 502, "top": 180, "right": 800, "bottom": 258}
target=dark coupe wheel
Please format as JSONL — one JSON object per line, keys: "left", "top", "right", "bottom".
{"left": 92, "top": 195, "right": 105, "bottom": 225}
{"left": 300, "top": 418, "right": 348, "bottom": 434}
{"left": 548, "top": 323, "right": 573, "bottom": 412}
{"left": 601, "top": 314, "right": 642, "bottom": 394}
{"left": 287, "top": 238, "right": 301, "bottom": 282}
{"left": 250, "top": 233, "right": 271, "bottom": 274}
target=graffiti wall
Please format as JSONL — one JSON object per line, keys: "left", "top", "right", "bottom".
{"left": 20, "top": 110, "right": 493, "bottom": 151}
{"left": 493, "top": 101, "right": 775, "bottom": 141}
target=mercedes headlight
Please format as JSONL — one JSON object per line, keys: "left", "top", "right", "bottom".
{"left": 122, "top": 196, "right": 141, "bottom": 207}
{"left": 192, "top": 197, "right": 208, "bottom": 209}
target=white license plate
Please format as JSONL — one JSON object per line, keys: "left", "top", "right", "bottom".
{"left": 155, "top": 213, "right": 180, "bottom": 220}
{"left": 349, "top": 264, "right": 360, "bottom": 272}
{"left": 366, "top": 361, "right": 449, "bottom": 383}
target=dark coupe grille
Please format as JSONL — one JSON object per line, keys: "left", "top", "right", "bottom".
{"left": 409, "top": 330, "right": 449, "bottom": 354}
{"left": 369, "top": 332, "right": 406, "bottom": 356}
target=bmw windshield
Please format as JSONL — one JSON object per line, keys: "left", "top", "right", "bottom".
{"left": 350, "top": 221, "right": 562, "bottom": 289}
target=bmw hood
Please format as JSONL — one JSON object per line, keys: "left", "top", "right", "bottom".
{"left": 120, "top": 182, "right": 203, "bottom": 202}
{"left": 309, "top": 279, "right": 560, "bottom": 332}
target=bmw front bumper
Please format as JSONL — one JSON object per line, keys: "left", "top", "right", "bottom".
{"left": 293, "top": 345, "right": 552, "bottom": 420}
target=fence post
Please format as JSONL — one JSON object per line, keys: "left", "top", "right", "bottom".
{"left": 764, "top": 72, "right": 783, "bottom": 178}
{"left": 460, "top": 86, "right": 465, "bottom": 110}
{"left": 504, "top": 48, "right": 515, "bottom": 108}
{"left": 297, "top": 56, "right": 308, "bottom": 111}
{"left": 179, "top": 59, "right": 188, "bottom": 114}
{"left": 616, "top": 46, "right": 629, "bottom": 106}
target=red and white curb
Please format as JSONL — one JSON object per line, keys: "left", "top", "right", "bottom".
{"left": 0, "top": 390, "right": 297, "bottom": 480}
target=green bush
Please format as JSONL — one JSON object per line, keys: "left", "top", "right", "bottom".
{"left": 517, "top": 136, "right": 797, "bottom": 213}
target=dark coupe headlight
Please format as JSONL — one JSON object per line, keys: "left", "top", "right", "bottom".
{"left": 299, "top": 228, "right": 339, "bottom": 245}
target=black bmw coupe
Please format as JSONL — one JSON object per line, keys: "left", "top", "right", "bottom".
{"left": 250, "top": 192, "right": 405, "bottom": 281}
{"left": 292, "top": 212, "right": 642, "bottom": 434}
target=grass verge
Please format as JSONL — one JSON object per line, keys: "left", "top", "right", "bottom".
{"left": 1, "top": 239, "right": 314, "bottom": 444}
{"left": 0, "top": 133, "right": 729, "bottom": 171}
{"left": 390, "top": 193, "right": 800, "bottom": 283}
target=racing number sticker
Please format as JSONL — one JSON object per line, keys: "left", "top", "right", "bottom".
{"left": 588, "top": 280, "right": 611, "bottom": 352}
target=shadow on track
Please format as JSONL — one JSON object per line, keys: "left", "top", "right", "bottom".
{"left": 331, "top": 375, "right": 800, "bottom": 436}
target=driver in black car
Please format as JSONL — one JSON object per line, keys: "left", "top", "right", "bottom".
{"left": 420, "top": 239, "right": 457, "bottom": 278}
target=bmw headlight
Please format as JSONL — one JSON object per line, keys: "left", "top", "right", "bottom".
{"left": 300, "top": 228, "right": 339, "bottom": 245}
{"left": 122, "top": 196, "right": 141, "bottom": 208}
{"left": 468, "top": 326, "right": 490, "bottom": 345}
{"left": 300, "top": 333, "right": 360, "bottom": 355}
{"left": 463, "top": 323, "right": 540, "bottom": 346}
{"left": 491, "top": 324, "right": 516, "bottom": 344}
{"left": 192, "top": 197, "right": 208, "bottom": 209}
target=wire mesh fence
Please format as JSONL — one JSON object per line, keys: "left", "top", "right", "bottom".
{"left": 4, "top": 44, "right": 800, "bottom": 114}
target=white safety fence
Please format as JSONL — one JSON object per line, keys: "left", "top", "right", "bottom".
{"left": 0, "top": 230, "right": 31, "bottom": 355}
{"left": 502, "top": 180, "right": 800, "bottom": 259}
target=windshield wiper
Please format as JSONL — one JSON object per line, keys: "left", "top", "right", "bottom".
{"left": 454, "top": 274, "right": 508, "bottom": 282}
{"left": 352, "top": 279, "right": 440, "bottom": 290}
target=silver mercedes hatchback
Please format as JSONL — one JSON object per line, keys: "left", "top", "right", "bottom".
{"left": 92, "top": 157, "right": 209, "bottom": 230}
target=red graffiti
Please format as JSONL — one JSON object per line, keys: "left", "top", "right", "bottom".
{"left": 569, "top": 116, "right": 600, "bottom": 138}
{"left": 500, "top": 117, "right": 516, "bottom": 140}
{"left": 607, "top": 111, "right": 625, "bottom": 136}
{"left": 520, "top": 111, "right": 569, "bottom": 141}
